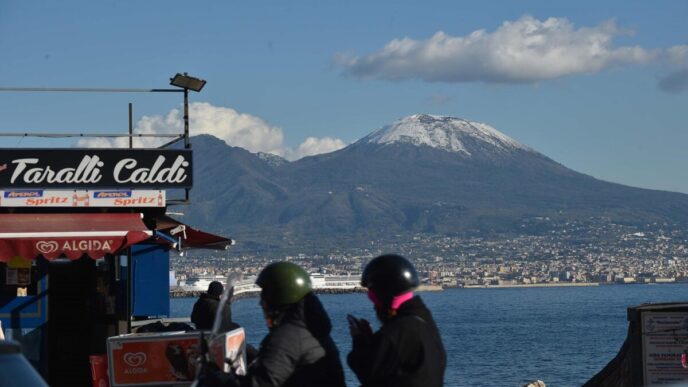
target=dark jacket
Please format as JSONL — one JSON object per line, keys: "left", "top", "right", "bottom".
{"left": 239, "top": 293, "right": 346, "bottom": 387}
{"left": 347, "top": 296, "right": 446, "bottom": 387}
{"left": 191, "top": 293, "right": 222, "bottom": 330}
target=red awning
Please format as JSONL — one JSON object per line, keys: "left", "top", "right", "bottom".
{"left": 154, "top": 215, "right": 233, "bottom": 251}
{"left": 0, "top": 213, "right": 152, "bottom": 261}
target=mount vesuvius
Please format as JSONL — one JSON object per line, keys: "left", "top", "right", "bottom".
{"left": 180, "top": 114, "right": 688, "bottom": 249}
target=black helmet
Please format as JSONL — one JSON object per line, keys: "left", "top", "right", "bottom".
{"left": 256, "top": 262, "right": 313, "bottom": 308}
{"left": 207, "top": 281, "right": 223, "bottom": 297}
{"left": 362, "top": 254, "right": 419, "bottom": 300}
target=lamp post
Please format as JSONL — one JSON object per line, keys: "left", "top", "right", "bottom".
{"left": 0, "top": 73, "right": 203, "bottom": 203}
{"left": 169, "top": 73, "right": 206, "bottom": 149}
{"left": 0, "top": 73, "right": 206, "bottom": 149}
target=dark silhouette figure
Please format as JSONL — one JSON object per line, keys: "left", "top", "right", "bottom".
{"left": 348, "top": 254, "right": 446, "bottom": 387}
{"left": 191, "top": 281, "right": 226, "bottom": 330}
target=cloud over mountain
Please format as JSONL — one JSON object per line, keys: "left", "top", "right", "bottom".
{"left": 336, "top": 16, "right": 662, "bottom": 84}
{"left": 76, "top": 102, "right": 346, "bottom": 160}
{"left": 285, "top": 136, "right": 347, "bottom": 160}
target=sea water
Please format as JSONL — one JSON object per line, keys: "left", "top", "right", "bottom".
{"left": 171, "top": 283, "right": 688, "bottom": 386}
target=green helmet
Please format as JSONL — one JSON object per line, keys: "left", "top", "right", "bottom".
{"left": 256, "top": 261, "right": 312, "bottom": 308}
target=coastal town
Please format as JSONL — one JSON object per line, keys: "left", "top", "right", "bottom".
{"left": 171, "top": 218, "right": 688, "bottom": 291}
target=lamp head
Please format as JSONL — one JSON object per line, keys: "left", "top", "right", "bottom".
{"left": 170, "top": 73, "right": 206, "bottom": 92}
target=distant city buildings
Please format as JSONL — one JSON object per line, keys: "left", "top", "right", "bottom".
{"left": 171, "top": 218, "right": 688, "bottom": 289}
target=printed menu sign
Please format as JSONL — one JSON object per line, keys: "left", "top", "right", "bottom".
{"left": 642, "top": 312, "right": 688, "bottom": 385}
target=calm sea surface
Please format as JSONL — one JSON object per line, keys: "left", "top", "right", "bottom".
{"left": 171, "top": 284, "right": 688, "bottom": 387}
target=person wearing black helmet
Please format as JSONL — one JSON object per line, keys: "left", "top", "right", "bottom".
{"left": 201, "top": 261, "right": 346, "bottom": 387}
{"left": 347, "top": 254, "right": 446, "bottom": 387}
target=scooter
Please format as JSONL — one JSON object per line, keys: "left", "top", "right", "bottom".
{"left": 191, "top": 275, "right": 243, "bottom": 387}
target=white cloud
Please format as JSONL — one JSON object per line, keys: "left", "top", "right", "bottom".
{"left": 76, "top": 102, "right": 346, "bottom": 160}
{"left": 336, "top": 15, "right": 657, "bottom": 84}
{"left": 285, "top": 137, "right": 347, "bottom": 160}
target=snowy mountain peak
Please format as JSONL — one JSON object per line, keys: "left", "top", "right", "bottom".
{"left": 257, "top": 152, "right": 288, "bottom": 167}
{"left": 362, "top": 114, "right": 531, "bottom": 156}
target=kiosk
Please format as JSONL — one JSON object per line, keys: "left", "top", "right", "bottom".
{"left": 0, "top": 149, "right": 232, "bottom": 385}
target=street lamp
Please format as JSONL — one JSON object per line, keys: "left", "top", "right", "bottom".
{"left": 170, "top": 73, "right": 206, "bottom": 92}
{"left": 0, "top": 76, "right": 202, "bottom": 205}
{"left": 170, "top": 73, "right": 206, "bottom": 148}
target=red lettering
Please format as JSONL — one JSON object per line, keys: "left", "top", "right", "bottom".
{"left": 113, "top": 197, "right": 155, "bottom": 206}
{"left": 24, "top": 196, "right": 70, "bottom": 206}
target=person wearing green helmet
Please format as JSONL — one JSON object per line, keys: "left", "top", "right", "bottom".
{"left": 255, "top": 261, "right": 315, "bottom": 327}
{"left": 201, "top": 261, "right": 346, "bottom": 387}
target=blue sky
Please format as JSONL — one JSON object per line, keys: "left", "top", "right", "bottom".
{"left": 0, "top": 0, "right": 687, "bottom": 192}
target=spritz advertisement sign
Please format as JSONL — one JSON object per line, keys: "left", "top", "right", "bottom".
{"left": 0, "top": 149, "right": 192, "bottom": 188}
{"left": 0, "top": 189, "right": 165, "bottom": 207}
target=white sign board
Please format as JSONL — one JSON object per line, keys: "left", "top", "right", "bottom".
{"left": 0, "top": 190, "right": 165, "bottom": 207}
{"left": 642, "top": 311, "right": 688, "bottom": 385}
{"left": 209, "top": 327, "right": 247, "bottom": 374}
{"left": 90, "top": 190, "right": 165, "bottom": 207}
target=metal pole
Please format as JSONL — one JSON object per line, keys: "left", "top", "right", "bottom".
{"left": 180, "top": 88, "right": 192, "bottom": 201}
{"left": 128, "top": 103, "right": 133, "bottom": 149}
{"left": 0, "top": 132, "right": 181, "bottom": 138}
{"left": 127, "top": 248, "right": 132, "bottom": 334}
{"left": 157, "top": 136, "right": 185, "bottom": 149}
{"left": 183, "top": 88, "right": 189, "bottom": 148}
{"left": 0, "top": 87, "right": 182, "bottom": 93}
{"left": 183, "top": 88, "right": 191, "bottom": 200}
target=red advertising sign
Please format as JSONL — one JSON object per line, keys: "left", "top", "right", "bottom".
{"left": 0, "top": 235, "right": 148, "bottom": 260}
{"left": 0, "top": 213, "right": 152, "bottom": 262}
{"left": 108, "top": 332, "right": 202, "bottom": 386}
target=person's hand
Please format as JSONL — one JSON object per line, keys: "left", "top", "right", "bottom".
{"left": 347, "top": 314, "right": 372, "bottom": 337}
{"left": 347, "top": 314, "right": 359, "bottom": 336}
{"left": 358, "top": 318, "right": 373, "bottom": 337}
